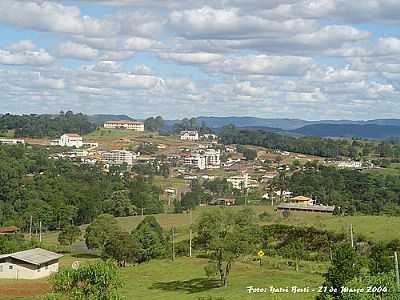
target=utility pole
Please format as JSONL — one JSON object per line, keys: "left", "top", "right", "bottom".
{"left": 395, "top": 252, "right": 400, "bottom": 289}
{"left": 350, "top": 224, "right": 354, "bottom": 248}
{"left": 189, "top": 209, "right": 192, "bottom": 257}
{"left": 29, "top": 216, "right": 32, "bottom": 239}
{"left": 39, "top": 221, "right": 42, "bottom": 243}
{"left": 171, "top": 227, "right": 175, "bottom": 261}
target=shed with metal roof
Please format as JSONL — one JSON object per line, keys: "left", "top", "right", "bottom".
{"left": 0, "top": 248, "right": 62, "bottom": 279}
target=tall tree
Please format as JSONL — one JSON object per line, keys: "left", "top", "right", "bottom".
{"left": 196, "top": 208, "right": 259, "bottom": 287}
{"left": 85, "top": 214, "right": 121, "bottom": 252}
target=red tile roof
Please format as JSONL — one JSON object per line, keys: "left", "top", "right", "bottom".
{"left": 0, "top": 226, "right": 18, "bottom": 234}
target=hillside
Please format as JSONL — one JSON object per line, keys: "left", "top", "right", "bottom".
{"left": 292, "top": 123, "right": 400, "bottom": 139}
{"left": 175, "top": 116, "right": 400, "bottom": 131}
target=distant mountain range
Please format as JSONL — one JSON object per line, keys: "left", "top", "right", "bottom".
{"left": 292, "top": 124, "right": 400, "bottom": 139}
{"left": 194, "top": 116, "right": 400, "bottom": 139}
{"left": 194, "top": 116, "right": 400, "bottom": 130}
{"left": 89, "top": 114, "right": 400, "bottom": 140}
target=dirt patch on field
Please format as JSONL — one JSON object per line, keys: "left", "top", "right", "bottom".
{"left": 0, "top": 281, "right": 50, "bottom": 298}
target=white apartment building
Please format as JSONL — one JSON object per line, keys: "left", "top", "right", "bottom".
{"left": 0, "top": 138, "right": 25, "bottom": 145}
{"left": 59, "top": 134, "right": 83, "bottom": 148}
{"left": 184, "top": 149, "right": 221, "bottom": 170}
{"left": 204, "top": 149, "right": 221, "bottom": 168}
{"left": 227, "top": 173, "right": 250, "bottom": 190}
{"left": 336, "top": 161, "right": 363, "bottom": 169}
{"left": 101, "top": 150, "right": 138, "bottom": 166}
{"left": 184, "top": 153, "right": 207, "bottom": 170}
{"left": 104, "top": 120, "right": 144, "bottom": 131}
{"left": 180, "top": 130, "right": 199, "bottom": 141}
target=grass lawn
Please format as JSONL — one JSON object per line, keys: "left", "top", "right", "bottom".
{"left": 0, "top": 254, "right": 325, "bottom": 300}
{"left": 41, "top": 205, "right": 400, "bottom": 247}
{"left": 83, "top": 128, "right": 203, "bottom": 153}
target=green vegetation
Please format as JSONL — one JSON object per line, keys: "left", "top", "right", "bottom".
{"left": 219, "top": 125, "right": 400, "bottom": 159}
{"left": 0, "top": 111, "right": 95, "bottom": 138}
{"left": 0, "top": 144, "right": 163, "bottom": 230}
{"left": 51, "top": 260, "right": 122, "bottom": 300}
{"left": 144, "top": 116, "right": 164, "bottom": 132}
{"left": 57, "top": 225, "right": 81, "bottom": 246}
{"left": 286, "top": 163, "right": 400, "bottom": 215}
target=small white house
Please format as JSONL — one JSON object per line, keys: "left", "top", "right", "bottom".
{"left": 59, "top": 133, "right": 83, "bottom": 148}
{"left": 180, "top": 131, "right": 199, "bottom": 141}
{"left": 0, "top": 248, "right": 62, "bottom": 279}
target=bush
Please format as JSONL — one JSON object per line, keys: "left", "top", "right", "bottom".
{"left": 174, "top": 240, "right": 190, "bottom": 257}
{"left": 282, "top": 210, "right": 291, "bottom": 218}
{"left": 258, "top": 212, "right": 273, "bottom": 221}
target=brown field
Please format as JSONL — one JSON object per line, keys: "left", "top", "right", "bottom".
{"left": 0, "top": 281, "right": 50, "bottom": 299}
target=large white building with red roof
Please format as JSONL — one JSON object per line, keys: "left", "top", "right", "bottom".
{"left": 103, "top": 120, "right": 144, "bottom": 131}
{"left": 59, "top": 133, "right": 83, "bottom": 148}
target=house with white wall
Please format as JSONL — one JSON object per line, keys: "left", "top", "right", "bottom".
{"left": 59, "top": 133, "right": 83, "bottom": 148}
{"left": 0, "top": 248, "right": 62, "bottom": 279}
{"left": 180, "top": 131, "right": 199, "bottom": 141}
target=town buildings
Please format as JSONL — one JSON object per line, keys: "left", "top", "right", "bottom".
{"left": 227, "top": 173, "right": 250, "bottom": 190}
{"left": 180, "top": 130, "right": 199, "bottom": 141}
{"left": 0, "top": 248, "right": 62, "bottom": 279}
{"left": 59, "top": 133, "right": 83, "bottom": 148}
{"left": 100, "top": 150, "right": 139, "bottom": 166}
{"left": 183, "top": 149, "right": 221, "bottom": 170}
{"left": 0, "top": 138, "right": 25, "bottom": 145}
{"left": 104, "top": 120, "right": 144, "bottom": 131}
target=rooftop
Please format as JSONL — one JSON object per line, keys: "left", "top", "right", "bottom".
{"left": 105, "top": 120, "right": 143, "bottom": 124}
{"left": 63, "top": 133, "right": 82, "bottom": 138}
{"left": 291, "top": 196, "right": 312, "bottom": 201}
{"left": 0, "top": 226, "right": 18, "bottom": 234}
{"left": 0, "top": 248, "right": 62, "bottom": 266}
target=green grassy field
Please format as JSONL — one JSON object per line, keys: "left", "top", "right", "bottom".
{"left": 0, "top": 254, "right": 325, "bottom": 300}
{"left": 109, "top": 206, "right": 400, "bottom": 242}
{"left": 9, "top": 206, "right": 400, "bottom": 300}
{"left": 39, "top": 205, "right": 400, "bottom": 246}
{"left": 83, "top": 128, "right": 201, "bottom": 153}
{"left": 363, "top": 163, "right": 400, "bottom": 176}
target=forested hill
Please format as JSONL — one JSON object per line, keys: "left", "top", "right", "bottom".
{"left": 194, "top": 116, "right": 400, "bottom": 130}
{"left": 0, "top": 112, "right": 96, "bottom": 138}
{"left": 219, "top": 125, "right": 400, "bottom": 158}
{"left": 292, "top": 124, "right": 400, "bottom": 139}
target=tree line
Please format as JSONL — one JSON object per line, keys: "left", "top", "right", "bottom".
{"left": 0, "top": 111, "right": 96, "bottom": 138}
{"left": 219, "top": 125, "right": 400, "bottom": 159}
{"left": 0, "top": 144, "right": 163, "bottom": 231}
{"left": 286, "top": 163, "right": 400, "bottom": 215}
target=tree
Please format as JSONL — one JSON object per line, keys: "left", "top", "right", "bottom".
{"left": 51, "top": 261, "right": 122, "bottom": 300}
{"left": 318, "top": 245, "right": 362, "bottom": 299}
{"left": 144, "top": 116, "right": 164, "bottom": 132}
{"left": 103, "top": 190, "right": 135, "bottom": 217}
{"left": 341, "top": 272, "right": 399, "bottom": 300}
{"left": 58, "top": 225, "right": 81, "bottom": 246}
{"left": 196, "top": 208, "right": 259, "bottom": 287}
{"left": 136, "top": 216, "right": 164, "bottom": 240}
{"left": 369, "top": 242, "right": 393, "bottom": 275}
{"left": 85, "top": 214, "right": 121, "bottom": 252}
{"left": 103, "top": 232, "right": 140, "bottom": 267}
{"left": 132, "top": 223, "right": 166, "bottom": 263}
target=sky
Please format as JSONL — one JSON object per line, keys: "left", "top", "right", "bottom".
{"left": 0, "top": 0, "right": 400, "bottom": 120}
